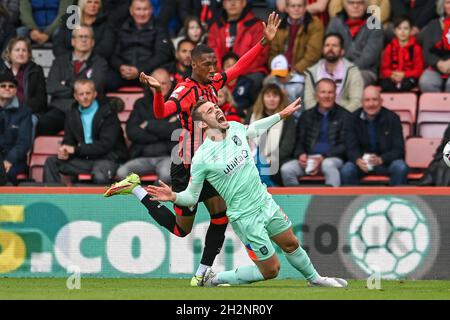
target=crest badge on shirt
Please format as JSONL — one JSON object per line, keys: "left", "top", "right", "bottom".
{"left": 259, "top": 246, "right": 269, "bottom": 256}
{"left": 232, "top": 135, "right": 242, "bottom": 146}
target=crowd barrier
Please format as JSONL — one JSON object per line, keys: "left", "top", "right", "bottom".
{"left": 0, "top": 187, "right": 449, "bottom": 280}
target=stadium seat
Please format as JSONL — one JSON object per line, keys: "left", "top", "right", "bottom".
{"left": 32, "top": 48, "right": 55, "bottom": 78}
{"left": 29, "top": 136, "right": 63, "bottom": 183}
{"left": 118, "top": 111, "right": 131, "bottom": 123}
{"left": 417, "top": 93, "right": 450, "bottom": 138}
{"left": 381, "top": 93, "right": 417, "bottom": 139}
{"left": 117, "top": 86, "right": 144, "bottom": 93}
{"left": 405, "top": 137, "right": 441, "bottom": 180}
{"left": 106, "top": 92, "right": 144, "bottom": 112}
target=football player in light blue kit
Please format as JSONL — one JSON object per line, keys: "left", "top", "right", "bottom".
{"left": 147, "top": 97, "right": 348, "bottom": 288}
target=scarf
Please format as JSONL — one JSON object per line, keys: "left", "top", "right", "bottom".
{"left": 346, "top": 18, "right": 366, "bottom": 38}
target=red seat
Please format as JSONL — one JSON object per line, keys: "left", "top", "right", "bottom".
{"left": 117, "top": 86, "right": 144, "bottom": 93}
{"left": 381, "top": 93, "right": 417, "bottom": 139}
{"left": 405, "top": 137, "right": 441, "bottom": 180}
{"left": 417, "top": 93, "right": 450, "bottom": 138}
{"left": 118, "top": 111, "right": 131, "bottom": 123}
{"left": 29, "top": 136, "right": 63, "bottom": 183}
{"left": 107, "top": 92, "right": 144, "bottom": 112}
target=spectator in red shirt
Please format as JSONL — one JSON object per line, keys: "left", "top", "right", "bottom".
{"left": 380, "top": 16, "right": 424, "bottom": 92}
{"left": 208, "top": 0, "right": 269, "bottom": 95}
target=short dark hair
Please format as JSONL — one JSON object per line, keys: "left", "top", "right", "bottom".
{"left": 177, "top": 38, "right": 196, "bottom": 51}
{"left": 221, "top": 52, "right": 239, "bottom": 67}
{"left": 324, "top": 33, "right": 345, "bottom": 48}
{"left": 315, "top": 78, "right": 337, "bottom": 91}
{"left": 191, "top": 44, "right": 215, "bottom": 60}
{"left": 393, "top": 15, "right": 412, "bottom": 29}
{"left": 192, "top": 96, "right": 209, "bottom": 121}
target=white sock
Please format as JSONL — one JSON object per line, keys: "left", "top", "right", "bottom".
{"left": 131, "top": 185, "right": 148, "bottom": 201}
{"left": 196, "top": 264, "right": 209, "bottom": 277}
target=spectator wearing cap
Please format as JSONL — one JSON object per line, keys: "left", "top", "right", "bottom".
{"left": 264, "top": 54, "right": 305, "bottom": 119}
{"left": 304, "top": 33, "right": 363, "bottom": 112}
{"left": 326, "top": 0, "right": 383, "bottom": 86}
{"left": 0, "top": 72, "right": 32, "bottom": 185}
{"left": 270, "top": 0, "right": 324, "bottom": 75}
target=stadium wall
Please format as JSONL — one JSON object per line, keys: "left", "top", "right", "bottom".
{"left": 0, "top": 187, "right": 449, "bottom": 280}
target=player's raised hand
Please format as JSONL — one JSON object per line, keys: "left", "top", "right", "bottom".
{"left": 262, "top": 12, "right": 281, "bottom": 42}
{"left": 139, "top": 72, "right": 162, "bottom": 91}
{"left": 279, "top": 97, "right": 302, "bottom": 119}
{"left": 146, "top": 180, "right": 176, "bottom": 202}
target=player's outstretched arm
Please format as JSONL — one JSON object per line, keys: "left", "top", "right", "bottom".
{"left": 139, "top": 72, "right": 177, "bottom": 119}
{"left": 147, "top": 180, "right": 203, "bottom": 207}
{"left": 225, "top": 12, "right": 281, "bottom": 84}
{"left": 247, "top": 98, "right": 302, "bottom": 139}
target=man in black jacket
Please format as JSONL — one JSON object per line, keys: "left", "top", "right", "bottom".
{"left": 43, "top": 79, "right": 128, "bottom": 185}
{"left": 37, "top": 25, "right": 108, "bottom": 136}
{"left": 108, "top": 0, "right": 174, "bottom": 91}
{"left": 281, "top": 79, "right": 349, "bottom": 187}
{"left": 116, "top": 69, "right": 180, "bottom": 183}
{"left": 0, "top": 72, "right": 32, "bottom": 185}
{"left": 341, "top": 86, "right": 409, "bottom": 186}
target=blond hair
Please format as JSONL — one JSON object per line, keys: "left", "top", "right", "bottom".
{"left": 1, "top": 37, "right": 32, "bottom": 64}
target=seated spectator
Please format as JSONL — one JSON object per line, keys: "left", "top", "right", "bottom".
{"left": 117, "top": 69, "right": 178, "bottom": 183}
{"left": 246, "top": 83, "right": 296, "bottom": 186}
{"left": 18, "top": 0, "right": 72, "bottom": 45}
{"left": 0, "top": 37, "right": 47, "bottom": 128}
{"left": 217, "top": 87, "right": 242, "bottom": 123}
{"left": 277, "top": 0, "right": 330, "bottom": 24}
{"left": 1, "top": 0, "right": 20, "bottom": 25}
{"left": 208, "top": 0, "right": 268, "bottom": 95}
{"left": 326, "top": 0, "right": 384, "bottom": 86}
{"left": 304, "top": 33, "right": 364, "bottom": 111}
{"left": 390, "top": 0, "right": 437, "bottom": 37}
{"left": 53, "top": 0, "right": 116, "bottom": 61}
{"left": 419, "top": 123, "right": 450, "bottom": 186}
{"left": 341, "top": 86, "right": 409, "bottom": 186}
{"left": 101, "top": 0, "right": 131, "bottom": 28}
{"left": 222, "top": 52, "right": 255, "bottom": 116}
{"left": 173, "top": 16, "right": 207, "bottom": 48}
{"left": 0, "top": 72, "right": 32, "bottom": 185}
{"left": 43, "top": 79, "right": 128, "bottom": 185}
{"left": 37, "top": 25, "right": 108, "bottom": 136}
{"left": 0, "top": 4, "right": 16, "bottom": 51}
{"left": 419, "top": 0, "right": 450, "bottom": 93}
{"left": 108, "top": 0, "right": 174, "bottom": 91}
{"left": 162, "top": 39, "right": 195, "bottom": 85}
{"left": 281, "top": 79, "right": 349, "bottom": 187}
{"left": 177, "top": 0, "right": 223, "bottom": 30}
{"left": 329, "top": 0, "right": 391, "bottom": 24}
{"left": 270, "top": 0, "right": 324, "bottom": 75}
{"left": 380, "top": 16, "right": 424, "bottom": 92}
{"left": 264, "top": 54, "right": 305, "bottom": 107}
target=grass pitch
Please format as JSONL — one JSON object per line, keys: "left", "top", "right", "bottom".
{"left": 0, "top": 278, "right": 450, "bottom": 300}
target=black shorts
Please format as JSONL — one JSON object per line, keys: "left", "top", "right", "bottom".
{"left": 171, "top": 162, "right": 220, "bottom": 216}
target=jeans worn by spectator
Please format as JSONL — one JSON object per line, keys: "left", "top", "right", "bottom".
{"left": 116, "top": 156, "right": 171, "bottom": 184}
{"left": 281, "top": 157, "right": 343, "bottom": 187}
{"left": 419, "top": 69, "right": 450, "bottom": 93}
{"left": 340, "top": 159, "right": 409, "bottom": 186}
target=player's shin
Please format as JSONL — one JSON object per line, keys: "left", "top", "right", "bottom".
{"left": 199, "top": 212, "right": 228, "bottom": 268}
{"left": 134, "top": 186, "right": 188, "bottom": 237}
{"left": 216, "top": 265, "right": 265, "bottom": 285}
{"left": 284, "top": 246, "right": 320, "bottom": 282}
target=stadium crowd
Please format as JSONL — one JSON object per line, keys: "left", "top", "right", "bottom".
{"left": 0, "top": 0, "right": 450, "bottom": 187}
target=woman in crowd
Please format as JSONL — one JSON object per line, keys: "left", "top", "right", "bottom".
{"left": 246, "top": 84, "right": 296, "bottom": 186}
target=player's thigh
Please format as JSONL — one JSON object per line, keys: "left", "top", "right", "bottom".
{"left": 201, "top": 181, "right": 227, "bottom": 215}
{"left": 271, "top": 228, "right": 299, "bottom": 254}
{"left": 175, "top": 214, "right": 196, "bottom": 232}
{"left": 230, "top": 214, "right": 276, "bottom": 263}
